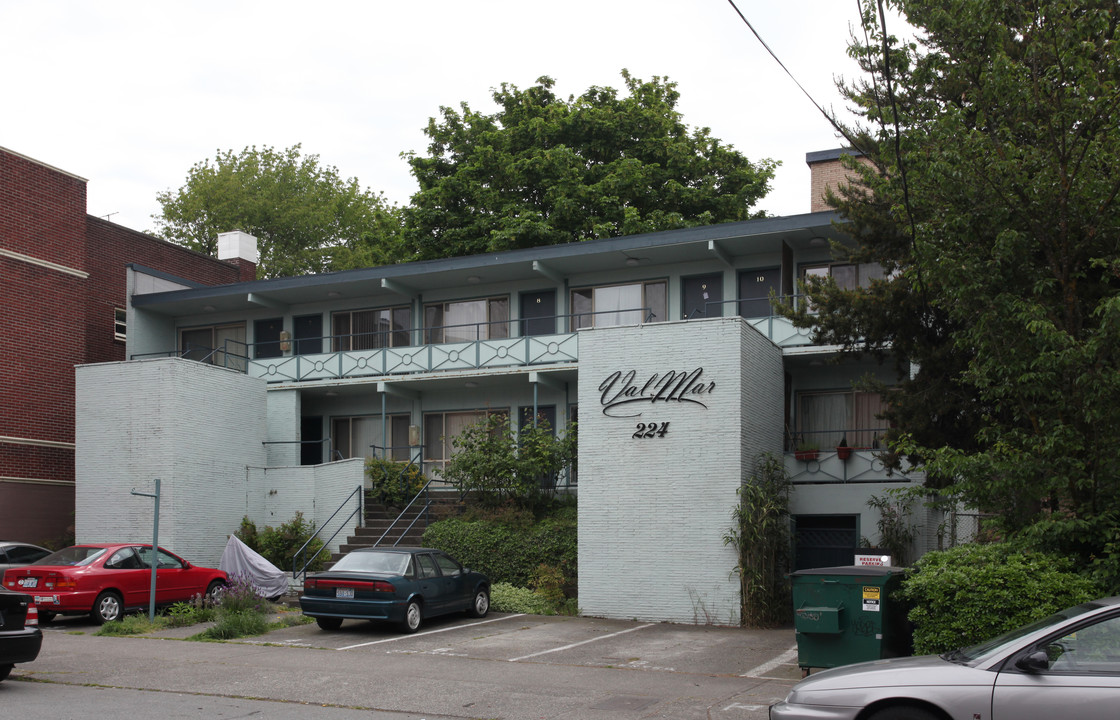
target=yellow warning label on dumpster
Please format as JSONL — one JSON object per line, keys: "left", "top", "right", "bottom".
{"left": 863, "top": 587, "right": 880, "bottom": 600}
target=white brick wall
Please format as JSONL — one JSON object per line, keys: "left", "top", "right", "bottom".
{"left": 75, "top": 358, "right": 363, "bottom": 570}
{"left": 577, "top": 318, "right": 783, "bottom": 624}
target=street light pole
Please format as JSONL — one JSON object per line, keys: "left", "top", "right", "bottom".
{"left": 130, "top": 478, "right": 161, "bottom": 622}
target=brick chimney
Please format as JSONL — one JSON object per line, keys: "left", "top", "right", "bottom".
{"left": 216, "top": 230, "right": 258, "bottom": 282}
{"left": 806, "top": 148, "right": 870, "bottom": 212}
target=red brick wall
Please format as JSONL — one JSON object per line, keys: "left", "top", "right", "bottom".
{"left": 1, "top": 147, "right": 249, "bottom": 542}
{"left": 809, "top": 155, "right": 873, "bottom": 212}
{"left": 84, "top": 217, "right": 245, "bottom": 364}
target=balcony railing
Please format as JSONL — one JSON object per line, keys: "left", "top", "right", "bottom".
{"left": 132, "top": 297, "right": 818, "bottom": 382}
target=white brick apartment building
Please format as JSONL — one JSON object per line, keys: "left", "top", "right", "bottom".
{"left": 75, "top": 151, "right": 934, "bottom": 624}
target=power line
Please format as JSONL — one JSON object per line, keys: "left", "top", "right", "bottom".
{"left": 724, "top": 0, "right": 860, "bottom": 148}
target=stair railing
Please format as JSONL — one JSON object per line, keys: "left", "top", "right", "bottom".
{"left": 292, "top": 484, "right": 363, "bottom": 582}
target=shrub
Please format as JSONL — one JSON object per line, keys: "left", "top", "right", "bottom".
{"left": 422, "top": 510, "right": 576, "bottom": 591}
{"left": 899, "top": 542, "right": 1101, "bottom": 654}
{"left": 235, "top": 511, "right": 325, "bottom": 574}
{"left": 366, "top": 457, "right": 427, "bottom": 507}
{"left": 490, "top": 582, "right": 556, "bottom": 615}
{"left": 440, "top": 414, "right": 577, "bottom": 508}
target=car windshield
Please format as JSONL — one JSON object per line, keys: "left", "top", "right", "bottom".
{"left": 947, "top": 601, "right": 1103, "bottom": 664}
{"left": 32, "top": 546, "right": 108, "bottom": 567}
{"left": 330, "top": 551, "right": 411, "bottom": 575}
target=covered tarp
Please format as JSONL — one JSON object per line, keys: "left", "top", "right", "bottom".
{"left": 219, "top": 535, "right": 290, "bottom": 600}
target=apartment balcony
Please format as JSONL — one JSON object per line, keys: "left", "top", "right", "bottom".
{"left": 137, "top": 302, "right": 816, "bottom": 384}
{"left": 784, "top": 439, "right": 915, "bottom": 485}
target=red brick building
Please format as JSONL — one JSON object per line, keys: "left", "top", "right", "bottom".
{"left": 1, "top": 146, "right": 253, "bottom": 545}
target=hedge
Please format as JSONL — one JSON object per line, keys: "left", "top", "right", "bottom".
{"left": 898, "top": 542, "right": 1101, "bottom": 654}
{"left": 422, "top": 515, "right": 576, "bottom": 590}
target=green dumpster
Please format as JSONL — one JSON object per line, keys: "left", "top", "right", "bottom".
{"left": 790, "top": 565, "right": 911, "bottom": 673}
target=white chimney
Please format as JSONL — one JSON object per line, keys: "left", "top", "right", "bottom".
{"left": 217, "top": 230, "right": 259, "bottom": 264}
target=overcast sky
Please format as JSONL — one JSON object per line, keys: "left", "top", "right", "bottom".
{"left": 2, "top": 1, "right": 880, "bottom": 234}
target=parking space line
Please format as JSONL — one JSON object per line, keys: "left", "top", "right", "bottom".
{"left": 337, "top": 613, "right": 526, "bottom": 650}
{"left": 508, "top": 623, "right": 655, "bottom": 662}
{"left": 741, "top": 644, "right": 798, "bottom": 677}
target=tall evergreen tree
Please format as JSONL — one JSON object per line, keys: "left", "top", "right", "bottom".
{"left": 785, "top": 0, "right": 1120, "bottom": 586}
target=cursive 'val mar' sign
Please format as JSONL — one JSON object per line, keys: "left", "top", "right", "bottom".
{"left": 598, "top": 368, "right": 715, "bottom": 418}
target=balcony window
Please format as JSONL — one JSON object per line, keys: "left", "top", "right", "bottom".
{"left": 332, "top": 307, "right": 411, "bottom": 351}
{"left": 424, "top": 297, "right": 509, "bottom": 344}
{"left": 423, "top": 409, "right": 507, "bottom": 478}
{"left": 796, "top": 390, "right": 885, "bottom": 449}
{"left": 333, "top": 414, "right": 410, "bottom": 461}
{"left": 802, "top": 262, "right": 885, "bottom": 290}
{"left": 180, "top": 323, "right": 246, "bottom": 371}
{"left": 571, "top": 280, "right": 667, "bottom": 329}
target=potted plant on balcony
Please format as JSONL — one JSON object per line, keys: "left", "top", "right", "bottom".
{"left": 835, "top": 436, "right": 852, "bottom": 461}
{"left": 794, "top": 441, "right": 819, "bottom": 462}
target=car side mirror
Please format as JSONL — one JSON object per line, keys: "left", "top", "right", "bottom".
{"left": 1016, "top": 650, "right": 1051, "bottom": 673}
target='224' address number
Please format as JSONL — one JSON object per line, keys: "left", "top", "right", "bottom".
{"left": 632, "top": 422, "right": 670, "bottom": 439}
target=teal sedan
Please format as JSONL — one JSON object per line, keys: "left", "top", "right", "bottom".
{"left": 299, "top": 547, "right": 490, "bottom": 633}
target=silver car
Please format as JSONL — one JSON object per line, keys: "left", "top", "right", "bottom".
{"left": 0, "top": 543, "right": 51, "bottom": 574}
{"left": 771, "top": 596, "right": 1120, "bottom": 720}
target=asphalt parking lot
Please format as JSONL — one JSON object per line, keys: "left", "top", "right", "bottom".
{"left": 19, "top": 610, "right": 802, "bottom": 719}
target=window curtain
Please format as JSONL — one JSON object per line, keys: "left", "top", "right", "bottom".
{"left": 594, "top": 284, "right": 642, "bottom": 327}
{"left": 444, "top": 301, "right": 486, "bottom": 342}
{"left": 852, "top": 392, "right": 885, "bottom": 447}
{"left": 798, "top": 393, "right": 850, "bottom": 448}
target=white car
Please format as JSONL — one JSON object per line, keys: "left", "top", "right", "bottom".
{"left": 0, "top": 542, "right": 51, "bottom": 574}
{"left": 771, "top": 596, "right": 1120, "bottom": 720}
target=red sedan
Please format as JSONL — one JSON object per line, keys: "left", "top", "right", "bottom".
{"left": 1, "top": 544, "right": 227, "bottom": 624}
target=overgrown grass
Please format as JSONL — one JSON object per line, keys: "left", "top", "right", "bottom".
{"left": 97, "top": 576, "right": 308, "bottom": 640}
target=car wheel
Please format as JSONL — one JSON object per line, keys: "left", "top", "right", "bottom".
{"left": 204, "top": 580, "right": 226, "bottom": 606}
{"left": 0, "top": 664, "right": 11, "bottom": 682}
{"left": 316, "top": 616, "right": 343, "bottom": 631}
{"left": 400, "top": 600, "right": 422, "bottom": 633}
{"left": 91, "top": 590, "right": 124, "bottom": 624}
{"left": 467, "top": 588, "right": 490, "bottom": 618}
{"left": 867, "top": 707, "right": 941, "bottom": 720}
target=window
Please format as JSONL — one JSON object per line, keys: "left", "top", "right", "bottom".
{"left": 114, "top": 308, "right": 127, "bottom": 342}
{"left": 333, "top": 414, "right": 410, "bottom": 461}
{"left": 571, "top": 280, "right": 667, "bottom": 329}
{"left": 423, "top": 409, "right": 507, "bottom": 478}
{"left": 424, "top": 297, "right": 509, "bottom": 343}
{"left": 180, "top": 323, "right": 247, "bottom": 371}
{"left": 332, "top": 306, "right": 411, "bottom": 351}
{"left": 796, "top": 390, "right": 885, "bottom": 448}
{"left": 802, "top": 263, "right": 885, "bottom": 291}
{"left": 1045, "top": 615, "right": 1120, "bottom": 673}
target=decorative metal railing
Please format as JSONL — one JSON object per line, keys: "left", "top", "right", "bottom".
{"left": 132, "top": 297, "right": 819, "bottom": 382}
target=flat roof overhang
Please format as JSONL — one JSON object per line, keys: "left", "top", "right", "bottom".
{"left": 131, "top": 212, "right": 846, "bottom": 316}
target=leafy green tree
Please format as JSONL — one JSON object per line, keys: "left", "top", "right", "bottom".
{"left": 154, "top": 144, "right": 403, "bottom": 278}
{"left": 784, "top": 1, "right": 1120, "bottom": 586}
{"left": 402, "top": 70, "right": 776, "bottom": 259}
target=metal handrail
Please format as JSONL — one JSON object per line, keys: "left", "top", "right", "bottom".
{"left": 374, "top": 479, "right": 433, "bottom": 547}
{"left": 291, "top": 484, "right": 363, "bottom": 581}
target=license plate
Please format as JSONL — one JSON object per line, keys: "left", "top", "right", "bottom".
{"left": 18, "top": 578, "right": 38, "bottom": 589}
{"left": 336, "top": 587, "right": 354, "bottom": 599}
